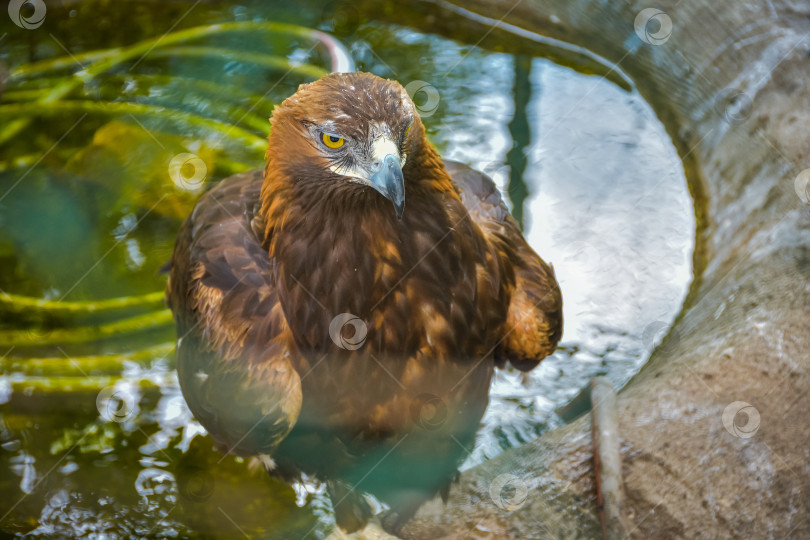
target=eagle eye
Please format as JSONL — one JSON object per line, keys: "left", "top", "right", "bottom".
{"left": 321, "top": 132, "right": 345, "bottom": 149}
{"left": 402, "top": 118, "right": 415, "bottom": 141}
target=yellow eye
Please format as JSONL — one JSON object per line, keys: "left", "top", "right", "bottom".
{"left": 404, "top": 124, "right": 412, "bottom": 138}
{"left": 321, "top": 133, "right": 345, "bottom": 149}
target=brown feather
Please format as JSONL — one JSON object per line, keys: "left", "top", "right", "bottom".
{"left": 445, "top": 159, "right": 563, "bottom": 371}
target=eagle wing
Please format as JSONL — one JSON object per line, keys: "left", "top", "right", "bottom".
{"left": 166, "top": 170, "right": 302, "bottom": 457}
{"left": 444, "top": 159, "right": 563, "bottom": 371}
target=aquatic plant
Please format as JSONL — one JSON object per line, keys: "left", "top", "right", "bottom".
{"left": 0, "top": 21, "right": 350, "bottom": 384}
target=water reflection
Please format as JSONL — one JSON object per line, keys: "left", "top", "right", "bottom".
{"left": 505, "top": 55, "right": 533, "bottom": 229}
{"left": 437, "top": 56, "right": 694, "bottom": 465}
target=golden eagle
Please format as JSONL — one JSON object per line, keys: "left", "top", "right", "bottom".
{"left": 166, "top": 72, "right": 562, "bottom": 533}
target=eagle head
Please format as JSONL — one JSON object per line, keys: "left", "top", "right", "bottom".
{"left": 265, "top": 72, "right": 423, "bottom": 219}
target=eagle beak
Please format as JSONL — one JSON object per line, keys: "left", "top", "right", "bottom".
{"left": 368, "top": 153, "right": 405, "bottom": 220}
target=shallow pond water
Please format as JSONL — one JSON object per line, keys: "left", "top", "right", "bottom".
{"left": 0, "top": 1, "right": 694, "bottom": 537}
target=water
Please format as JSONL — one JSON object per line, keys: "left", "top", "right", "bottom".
{"left": 0, "top": 1, "right": 694, "bottom": 537}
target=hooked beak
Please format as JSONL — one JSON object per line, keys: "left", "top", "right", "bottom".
{"left": 368, "top": 153, "right": 405, "bottom": 219}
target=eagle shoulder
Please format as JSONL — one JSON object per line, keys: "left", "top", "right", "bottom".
{"left": 443, "top": 159, "right": 563, "bottom": 371}
{"left": 166, "top": 170, "right": 301, "bottom": 456}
